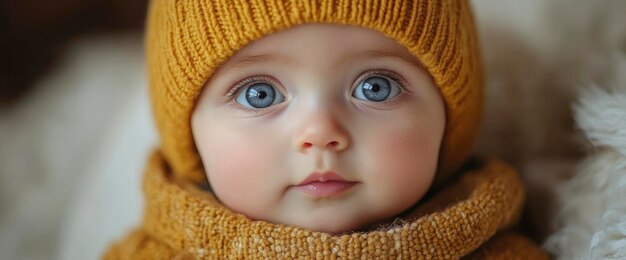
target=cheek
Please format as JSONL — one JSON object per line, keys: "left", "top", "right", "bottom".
{"left": 363, "top": 117, "right": 443, "bottom": 201}
{"left": 195, "top": 123, "right": 278, "bottom": 213}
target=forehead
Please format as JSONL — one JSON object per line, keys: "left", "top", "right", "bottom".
{"left": 217, "top": 23, "right": 423, "bottom": 73}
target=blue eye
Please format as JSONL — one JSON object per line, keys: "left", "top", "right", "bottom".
{"left": 352, "top": 76, "right": 401, "bottom": 102}
{"left": 235, "top": 83, "right": 285, "bottom": 108}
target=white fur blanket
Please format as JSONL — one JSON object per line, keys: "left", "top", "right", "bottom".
{"left": 472, "top": 1, "right": 626, "bottom": 259}
{"left": 546, "top": 84, "right": 626, "bottom": 259}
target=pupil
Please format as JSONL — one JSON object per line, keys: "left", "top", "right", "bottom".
{"left": 359, "top": 77, "right": 391, "bottom": 102}
{"left": 245, "top": 83, "right": 277, "bottom": 108}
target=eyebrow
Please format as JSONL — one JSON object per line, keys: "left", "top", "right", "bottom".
{"left": 349, "top": 49, "right": 426, "bottom": 70}
{"left": 217, "top": 53, "right": 297, "bottom": 74}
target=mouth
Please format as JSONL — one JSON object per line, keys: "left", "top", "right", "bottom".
{"left": 292, "top": 171, "right": 358, "bottom": 198}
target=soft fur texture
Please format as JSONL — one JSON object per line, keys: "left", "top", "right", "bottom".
{"left": 473, "top": 1, "right": 626, "bottom": 258}
{"left": 545, "top": 59, "right": 626, "bottom": 259}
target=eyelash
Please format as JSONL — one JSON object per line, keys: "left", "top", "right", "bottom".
{"left": 226, "top": 75, "right": 279, "bottom": 99}
{"left": 353, "top": 69, "right": 409, "bottom": 95}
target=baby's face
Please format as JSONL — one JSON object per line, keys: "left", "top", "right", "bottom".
{"left": 192, "top": 24, "right": 445, "bottom": 234}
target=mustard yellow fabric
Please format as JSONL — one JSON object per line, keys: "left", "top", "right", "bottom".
{"left": 146, "top": 0, "right": 484, "bottom": 186}
{"left": 105, "top": 151, "right": 547, "bottom": 259}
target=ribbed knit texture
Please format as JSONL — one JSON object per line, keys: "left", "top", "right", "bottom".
{"left": 146, "top": 0, "right": 484, "bottom": 185}
{"left": 104, "top": 151, "right": 548, "bottom": 259}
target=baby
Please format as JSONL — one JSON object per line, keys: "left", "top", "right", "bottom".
{"left": 106, "top": 0, "right": 547, "bottom": 258}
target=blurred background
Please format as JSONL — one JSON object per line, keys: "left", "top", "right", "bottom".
{"left": 1, "top": 1, "right": 154, "bottom": 259}
{"left": 1, "top": 0, "right": 625, "bottom": 259}
{"left": 1, "top": 0, "right": 148, "bottom": 105}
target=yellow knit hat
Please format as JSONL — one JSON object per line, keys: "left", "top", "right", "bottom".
{"left": 146, "top": 0, "right": 483, "bottom": 186}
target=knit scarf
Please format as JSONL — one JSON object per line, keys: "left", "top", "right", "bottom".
{"left": 105, "top": 150, "right": 547, "bottom": 259}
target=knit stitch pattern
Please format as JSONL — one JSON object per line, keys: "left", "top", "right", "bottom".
{"left": 105, "top": 151, "right": 547, "bottom": 259}
{"left": 146, "top": 0, "right": 484, "bottom": 185}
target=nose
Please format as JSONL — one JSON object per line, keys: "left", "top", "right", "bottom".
{"left": 294, "top": 111, "right": 350, "bottom": 153}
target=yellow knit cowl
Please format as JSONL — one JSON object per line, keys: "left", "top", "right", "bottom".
{"left": 105, "top": 151, "right": 547, "bottom": 259}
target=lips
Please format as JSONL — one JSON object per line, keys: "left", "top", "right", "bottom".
{"left": 293, "top": 171, "right": 358, "bottom": 198}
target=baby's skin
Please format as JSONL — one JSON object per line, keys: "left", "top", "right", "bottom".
{"left": 192, "top": 24, "right": 445, "bottom": 234}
